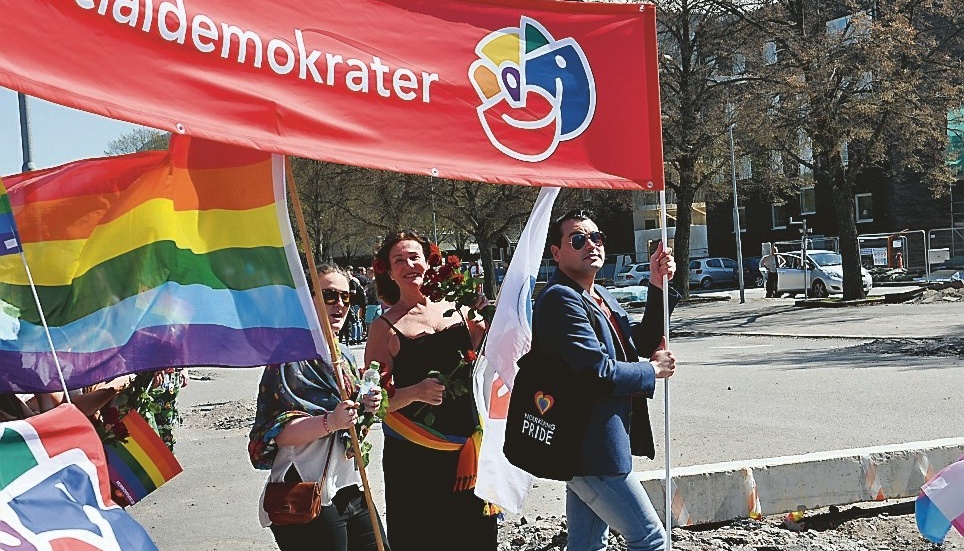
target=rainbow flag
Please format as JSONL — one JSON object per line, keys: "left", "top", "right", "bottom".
{"left": 917, "top": 455, "right": 964, "bottom": 544}
{"left": 0, "top": 178, "right": 22, "bottom": 256}
{"left": 105, "top": 410, "right": 183, "bottom": 506}
{"left": 0, "top": 404, "right": 160, "bottom": 550}
{"left": 0, "top": 136, "right": 326, "bottom": 393}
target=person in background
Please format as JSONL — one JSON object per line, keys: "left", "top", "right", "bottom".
{"left": 364, "top": 230, "right": 496, "bottom": 551}
{"left": 533, "top": 209, "right": 678, "bottom": 551}
{"left": 762, "top": 244, "right": 785, "bottom": 298}
{"left": 469, "top": 258, "right": 485, "bottom": 296}
{"left": 249, "top": 263, "right": 386, "bottom": 551}
{"left": 150, "top": 368, "right": 188, "bottom": 451}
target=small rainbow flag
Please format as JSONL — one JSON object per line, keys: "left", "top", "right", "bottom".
{"left": 104, "top": 409, "right": 183, "bottom": 507}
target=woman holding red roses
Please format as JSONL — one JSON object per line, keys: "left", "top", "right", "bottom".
{"left": 365, "top": 230, "right": 496, "bottom": 551}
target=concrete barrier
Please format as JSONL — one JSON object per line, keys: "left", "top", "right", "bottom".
{"left": 638, "top": 437, "right": 964, "bottom": 526}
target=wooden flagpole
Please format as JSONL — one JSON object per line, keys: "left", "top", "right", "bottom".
{"left": 660, "top": 189, "right": 672, "bottom": 550}
{"left": 284, "top": 157, "right": 386, "bottom": 551}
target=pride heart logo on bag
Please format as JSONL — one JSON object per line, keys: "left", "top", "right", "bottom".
{"left": 534, "top": 391, "right": 554, "bottom": 415}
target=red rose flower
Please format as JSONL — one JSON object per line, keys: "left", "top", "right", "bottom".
{"left": 114, "top": 423, "right": 130, "bottom": 440}
{"left": 464, "top": 349, "right": 477, "bottom": 362}
{"left": 438, "top": 265, "right": 453, "bottom": 280}
{"left": 428, "top": 244, "right": 443, "bottom": 267}
{"left": 101, "top": 407, "right": 120, "bottom": 424}
{"left": 447, "top": 255, "right": 461, "bottom": 268}
{"left": 372, "top": 258, "right": 387, "bottom": 274}
{"left": 451, "top": 273, "right": 465, "bottom": 285}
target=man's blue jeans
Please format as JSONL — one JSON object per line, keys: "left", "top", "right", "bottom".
{"left": 566, "top": 473, "right": 666, "bottom": 551}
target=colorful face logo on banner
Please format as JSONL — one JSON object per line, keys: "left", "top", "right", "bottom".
{"left": 470, "top": 17, "right": 596, "bottom": 162}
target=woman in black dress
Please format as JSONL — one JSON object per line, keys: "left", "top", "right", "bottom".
{"left": 364, "top": 230, "right": 496, "bottom": 551}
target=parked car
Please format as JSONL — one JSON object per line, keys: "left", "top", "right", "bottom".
{"left": 614, "top": 262, "right": 651, "bottom": 287}
{"left": 688, "top": 257, "right": 738, "bottom": 289}
{"left": 742, "top": 256, "right": 764, "bottom": 288}
{"left": 761, "top": 250, "right": 873, "bottom": 297}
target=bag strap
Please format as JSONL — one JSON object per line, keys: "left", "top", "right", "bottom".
{"left": 281, "top": 428, "right": 338, "bottom": 484}
{"left": 319, "top": 433, "right": 337, "bottom": 483}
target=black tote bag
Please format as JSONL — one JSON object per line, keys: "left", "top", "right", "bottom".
{"left": 503, "top": 343, "right": 593, "bottom": 481}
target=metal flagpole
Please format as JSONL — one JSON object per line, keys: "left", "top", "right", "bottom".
{"left": 18, "top": 250, "right": 71, "bottom": 402}
{"left": 660, "top": 190, "right": 672, "bottom": 550}
{"left": 285, "top": 158, "right": 386, "bottom": 551}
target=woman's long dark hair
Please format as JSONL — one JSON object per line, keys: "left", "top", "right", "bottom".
{"left": 372, "top": 230, "right": 432, "bottom": 306}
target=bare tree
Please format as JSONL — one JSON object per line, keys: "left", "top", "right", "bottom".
{"left": 741, "top": 0, "right": 964, "bottom": 298}
{"left": 104, "top": 128, "right": 169, "bottom": 155}
{"left": 657, "top": 0, "right": 762, "bottom": 296}
{"left": 289, "top": 158, "right": 370, "bottom": 263}
{"left": 431, "top": 180, "right": 539, "bottom": 297}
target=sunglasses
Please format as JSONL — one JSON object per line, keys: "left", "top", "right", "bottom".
{"left": 570, "top": 231, "right": 606, "bottom": 251}
{"left": 321, "top": 289, "right": 354, "bottom": 305}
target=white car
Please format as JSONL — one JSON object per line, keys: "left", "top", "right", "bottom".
{"left": 613, "top": 263, "right": 650, "bottom": 287}
{"left": 762, "top": 250, "right": 872, "bottom": 297}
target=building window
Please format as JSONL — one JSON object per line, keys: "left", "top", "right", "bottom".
{"left": 772, "top": 203, "right": 788, "bottom": 229}
{"left": 738, "top": 155, "right": 752, "bottom": 180}
{"left": 855, "top": 193, "right": 873, "bottom": 223}
{"left": 644, "top": 218, "right": 658, "bottom": 230}
{"left": 763, "top": 41, "right": 778, "bottom": 65}
{"left": 800, "top": 186, "right": 816, "bottom": 215}
{"left": 770, "top": 151, "right": 784, "bottom": 174}
{"left": 841, "top": 141, "right": 849, "bottom": 167}
{"left": 798, "top": 129, "right": 813, "bottom": 175}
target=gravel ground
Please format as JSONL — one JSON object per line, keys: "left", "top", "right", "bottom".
{"left": 495, "top": 501, "right": 964, "bottom": 550}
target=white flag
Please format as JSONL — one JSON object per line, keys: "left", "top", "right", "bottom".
{"left": 474, "top": 186, "right": 559, "bottom": 513}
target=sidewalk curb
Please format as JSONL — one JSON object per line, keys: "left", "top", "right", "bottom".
{"left": 638, "top": 437, "right": 964, "bottom": 527}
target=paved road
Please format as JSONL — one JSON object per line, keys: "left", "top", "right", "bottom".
{"left": 130, "top": 290, "right": 963, "bottom": 549}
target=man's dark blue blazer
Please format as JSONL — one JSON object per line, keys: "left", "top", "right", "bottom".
{"left": 532, "top": 270, "right": 679, "bottom": 476}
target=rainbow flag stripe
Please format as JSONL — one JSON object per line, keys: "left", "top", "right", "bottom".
{"left": 0, "top": 137, "right": 326, "bottom": 392}
{"left": 105, "top": 410, "right": 183, "bottom": 506}
{"left": 383, "top": 411, "right": 465, "bottom": 451}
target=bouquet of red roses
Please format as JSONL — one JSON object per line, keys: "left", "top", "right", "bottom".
{"left": 419, "top": 244, "right": 496, "bottom": 324}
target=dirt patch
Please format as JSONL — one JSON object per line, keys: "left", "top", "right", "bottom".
{"left": 849, "top": 337, "right": 964, "bottom": 357}
{"left": 496, "top": 501, "right": 963, "bottom": 550}
{"left": 182, "top": 399, "right": 255, "bottom": 431}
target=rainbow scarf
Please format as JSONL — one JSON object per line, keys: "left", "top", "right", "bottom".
{"left": 0, "top": 136, "right": 326, "bottom": 393}
{"left": 105, "top": 410, "right": 182, "bottom": 506}
{"left": 384, "top": 411, "right": 483, "bottom": 493}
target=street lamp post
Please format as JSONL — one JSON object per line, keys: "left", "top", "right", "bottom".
{"left": 728, "top": 122, "right": 746, "bottom": 303}
{"left": 18, "top": 92, "right": 37, "bottom": 172}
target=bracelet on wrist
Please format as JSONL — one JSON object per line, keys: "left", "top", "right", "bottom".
{"left": 322, "top": 413, "right": 332, "bottom": 434}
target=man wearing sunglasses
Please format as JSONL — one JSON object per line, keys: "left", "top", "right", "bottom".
{"left": 534, "top": 209, "right": 679, "bottom": 551}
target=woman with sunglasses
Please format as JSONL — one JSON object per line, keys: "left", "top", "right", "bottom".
{"left": 365, "top": 230, "right": 496, "bottom": 551}
{"left": 249, "top": 263, "right": 388, "bottom": 551}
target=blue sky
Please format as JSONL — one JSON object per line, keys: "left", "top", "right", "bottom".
{"left": 1, "top": 88, "right": 144, "bottom": 178}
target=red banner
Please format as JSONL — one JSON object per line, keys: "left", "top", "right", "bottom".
{"left": 0, "top": 0, "right": 663, "bottom": 189}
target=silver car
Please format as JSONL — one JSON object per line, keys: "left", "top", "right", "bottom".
{"left": 614, "top": 263, "right": 651, "bottom": 287}
{"left": 688, "top": 257, "right": 738, "bottom": 289}
{"left": 764, "top": 250, "right": 873, "bottom": 297}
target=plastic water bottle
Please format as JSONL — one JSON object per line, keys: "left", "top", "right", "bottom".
{"left": 359, "top": 362, "right": 381, "bottom": 397}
